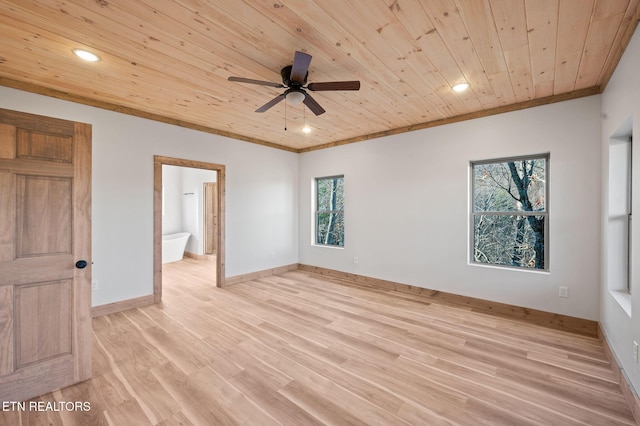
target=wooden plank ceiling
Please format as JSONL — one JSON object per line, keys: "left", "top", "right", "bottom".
{"left": 0, "top": 0, "right": 638, "bottom": 152}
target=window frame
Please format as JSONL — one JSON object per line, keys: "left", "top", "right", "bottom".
{"left": 314, "top": 175, "right": 345, "bottom": 248}
{"left": 470, "top": 153, "right": 550, "bottom": 272}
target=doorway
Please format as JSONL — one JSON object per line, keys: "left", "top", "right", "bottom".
{"left": 153, "top": 156, "right": 225, "bottom": 303}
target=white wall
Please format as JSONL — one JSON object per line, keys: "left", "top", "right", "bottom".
{"left": 162, "top": 165, "right": 183, "bottom": 235}
{"left": 600, "top": 27, "right": 640, "bottom": 394}
{"left": 0, "top": 86, "right": 299, "bottom": 307}
{"left": 299, "top": 95, "right": 602, "bottom": 321}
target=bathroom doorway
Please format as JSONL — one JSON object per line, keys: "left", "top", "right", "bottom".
{"left": 153, "top": 156, "right": 225, "bottom": 303}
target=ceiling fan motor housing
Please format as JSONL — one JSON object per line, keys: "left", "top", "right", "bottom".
{"left": 281, "top": 65, "right": 307, "bottom": 87}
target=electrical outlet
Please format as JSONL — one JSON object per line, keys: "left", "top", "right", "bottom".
{"left": 634, "top": 341, "right": 638, "bottom": 362}
{"left": 353, "top": 256, "right": 358, "bottom": 264}
{"left": 92, "top": 280, "right": 99, "bottom": 291}
{"left": 558, "top": 286, "right": 568, "bottom": 298}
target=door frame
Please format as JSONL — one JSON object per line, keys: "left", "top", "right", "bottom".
{"left": 153, "top": 156, "right": 225, "bottom": 302}
{"left": 203, "top": 182, "right": 217, "bottom": 255}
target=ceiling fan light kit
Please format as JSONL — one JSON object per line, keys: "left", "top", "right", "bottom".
{"left": 228, "top": 51, "right": 361, "bottom": 117}
{"left": 285, "top": 90, "right": 305, "bottom": 105}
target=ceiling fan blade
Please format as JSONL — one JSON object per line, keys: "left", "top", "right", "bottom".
{"left": 303, "top": 92, "right": 326, "bottom": 116}
{"left": 256, "top": 94, "right": 285, "bottom": 112}
{"left": 290, "top": 51, "right": 312, "bottom": 84}
{"left": 307, "top": 81, "right": 361, "bottom": 91}
{"left": 228, "top": 76, "right": 284, "bottom": 88}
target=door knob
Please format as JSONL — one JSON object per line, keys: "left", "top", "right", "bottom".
{"left": 75, "top": 260, "right": 88, "bottom": 269}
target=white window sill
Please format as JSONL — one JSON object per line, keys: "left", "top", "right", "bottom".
{"left": 609, "top": 289, "right": 632, "bottom": 317}
{"left": 468, "top": 261, "right": 550, "bottom": 274}
{"left": 312, "top": 244, "right": 344, "bottom": 250}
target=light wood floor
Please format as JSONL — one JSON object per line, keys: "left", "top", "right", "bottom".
{"left": 2, "top": 258, "right": 636, "bottom": 425}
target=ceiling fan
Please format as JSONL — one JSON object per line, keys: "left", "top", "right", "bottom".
{"left": 228, "top": 51, "right": 360, "bottom": 116}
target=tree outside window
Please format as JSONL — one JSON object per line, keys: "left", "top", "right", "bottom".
{"left": 316, "top": 176, "right": 344, "bottom": 247}
{"left": 471, "top": 155, "right": 548, "bottom": 270}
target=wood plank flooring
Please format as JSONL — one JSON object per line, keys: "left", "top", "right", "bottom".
{"left": 1, "top": 257, "right": 636, "bottom": 425}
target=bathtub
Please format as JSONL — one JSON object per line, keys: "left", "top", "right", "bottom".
{"left": 162, "top": 232, "right": 190, "bottom": 264}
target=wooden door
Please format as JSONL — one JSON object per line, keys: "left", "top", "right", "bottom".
{"left": 204, "top": 182, "right": 217, "bottom": 255}
{"left": 0, "top": 108, "right": 92, "bottom": 401}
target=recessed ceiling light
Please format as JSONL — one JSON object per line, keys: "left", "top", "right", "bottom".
{"left": 452, "top": 82, "right": 470, "bottom": 92}
{"left": 302, "top": 126, "right": 312, "bottom": 134}
{"left": 72, "top": 49, "right": 101, "bottom": 62}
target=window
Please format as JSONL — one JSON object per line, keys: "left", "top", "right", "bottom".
{"left": 608, "top": 126, "right": 632, "bottom": 303}
{"left": 315, "top": 175, "right": 344, "bottom": 247}
{"left": 471, "top": 155, "right": 548, "bottom": 270}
